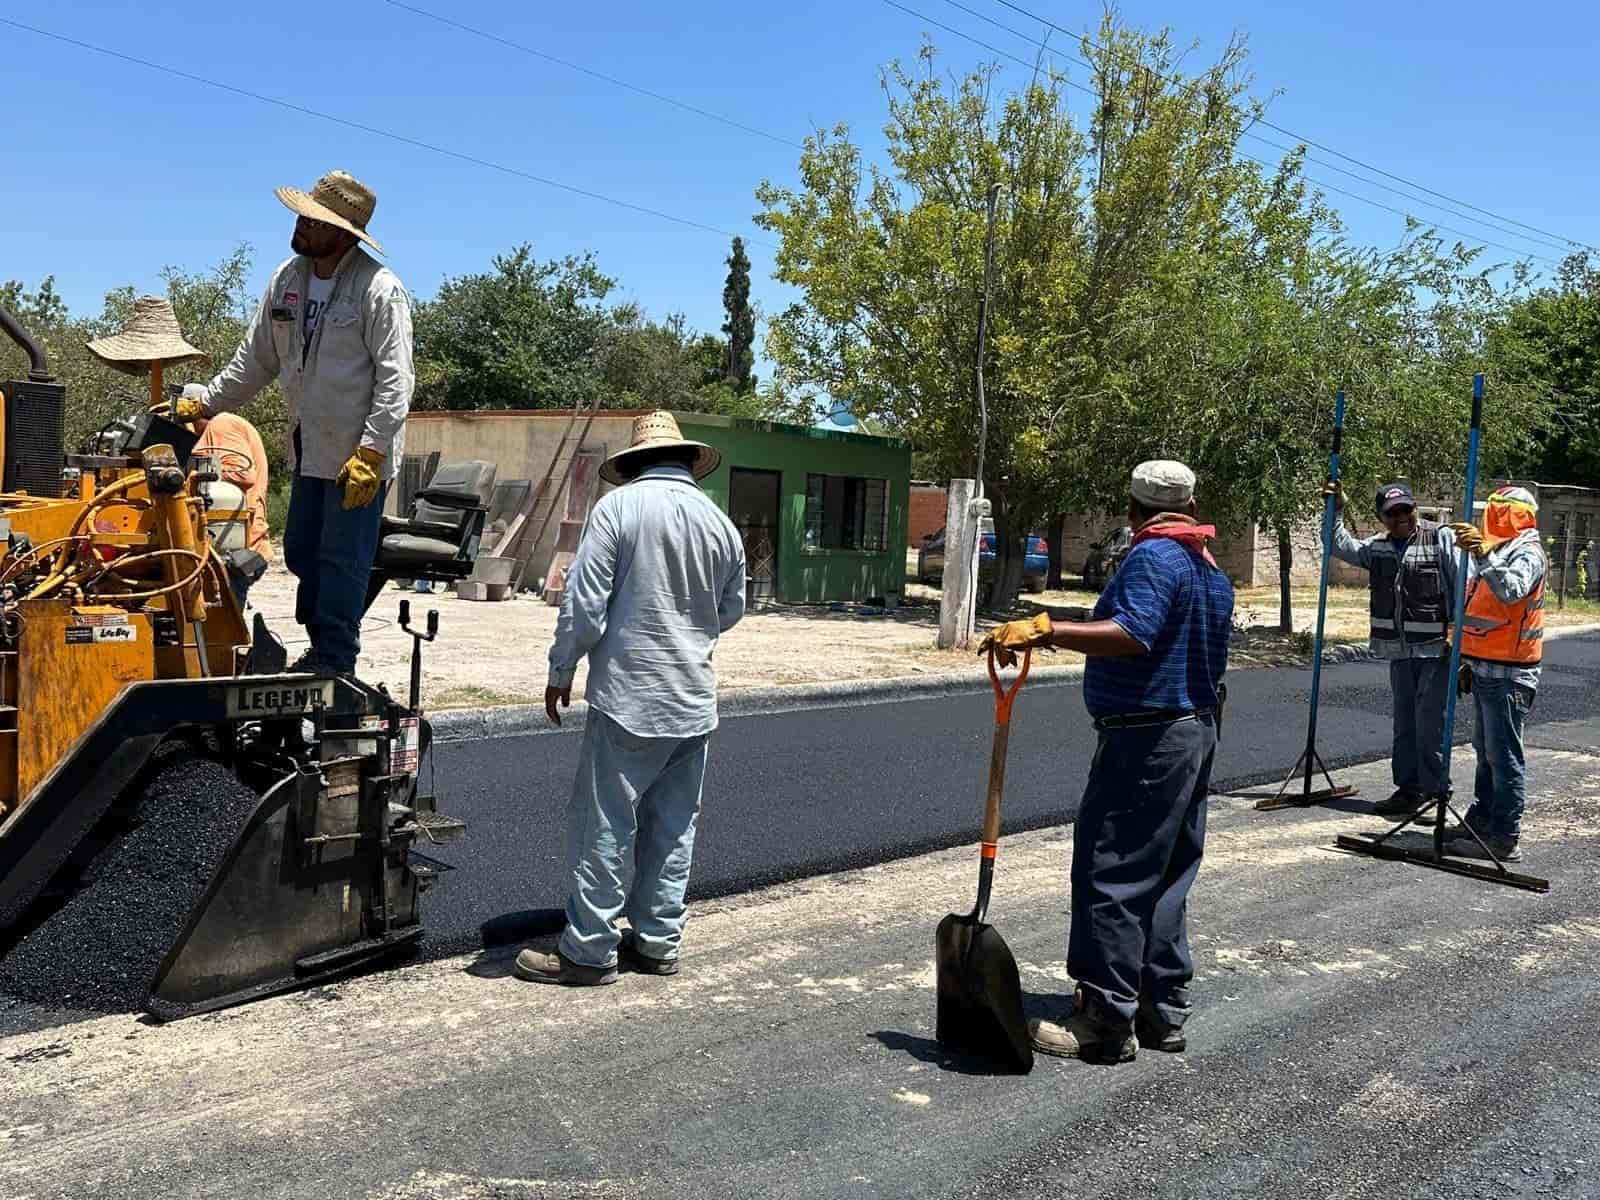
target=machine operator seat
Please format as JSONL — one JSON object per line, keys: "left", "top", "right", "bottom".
{"left": 364, "top": 459, "right": 497, "bottom": 612}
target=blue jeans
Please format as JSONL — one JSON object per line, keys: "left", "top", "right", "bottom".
{"left": 1390, "top": 657, "right": 1450, "bottom": 795}
{"left": 282, "top": 472, "right": 387, "bottom": 672}
{"left": 1466, "top": 676, "right": 1534, "bottom": 839}
{"left": 559, "top": 709, "right": 709, "bottom": 968}
{"left": 1069, "top": 716, "right": 1215, "bottom": 1028}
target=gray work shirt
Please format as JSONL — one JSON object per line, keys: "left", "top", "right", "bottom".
{"left": 548, "top": 464, "right": 748, "bottom": 739}
{"left": 1331, "top": 519, "right": 1461, "bottom": 659}
{"left": 200, "top": 247, "right": 413, "bottom": 481}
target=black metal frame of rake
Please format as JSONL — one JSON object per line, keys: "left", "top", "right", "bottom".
{"left": 1334, "top": 376, "right": 1549, "bottom": 894}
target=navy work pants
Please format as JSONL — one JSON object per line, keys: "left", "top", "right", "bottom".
{"left": 283, "top": 470, "right": 387, "bottom": 673}
{"left": 1068, "top": 715, "right": 1215, "bottom": 1028}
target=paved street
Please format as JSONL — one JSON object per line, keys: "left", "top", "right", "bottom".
{"left": 4, "top": 731, "right": 1598, "bottom": 1200}
{"left": 413, "top": 631, "right": 1600, "bottom": 961}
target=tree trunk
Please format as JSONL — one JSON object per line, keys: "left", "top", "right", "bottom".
{"left": 984, "top": 484, "right": 1025, "bottom": 613}
{"left": 1277, "top": 525, "right": 1294, "bottom": 634}
{"left": 1046, "top": 511, "right": 1066, "bottom": 589}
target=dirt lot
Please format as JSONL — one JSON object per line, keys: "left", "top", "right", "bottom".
{"left": 250, "top": 560, "right": 1600, "bottom": 711}
{"left": 250, "top": 565, "right": 1024, "bottom": 710}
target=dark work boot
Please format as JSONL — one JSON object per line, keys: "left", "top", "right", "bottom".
{"left": 618, "top": 930, "right": 679, "bottom": 976}
{"left": 1028, "top": 987, "right": 1137, "bottom": 1064}
{"left": 1442, "top": 804, "right": 1489, "bottom": 842}
{"left": 1136, "top": 992, "right": 1190, "bottom": 1053}
{"left": 1372, "top": 788, "right": 1424, "bottom": 817}
{"left": 1448, "top": 832, "right": 1522, "bottom": 863}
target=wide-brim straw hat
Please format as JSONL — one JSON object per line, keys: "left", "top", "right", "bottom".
{"left": 275, "top": 169, "right": 385, "bottom": 254}
{"left": 601, "top": 411, "right": 721, "bottom": 485}
{"left": 85, "top": 296, "right": 209, "bottom": 375}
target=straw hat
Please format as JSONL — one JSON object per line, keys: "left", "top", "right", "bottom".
{"left": 601, "top": 411, "right": 721, "bottom": 485}
{"left": 275, "top": 169, "right": 385, "bottom": 254}
{"left": 85, "top": 296, "right": 209, "bottom": 375}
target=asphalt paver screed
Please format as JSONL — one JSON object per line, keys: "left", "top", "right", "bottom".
{"left": 0, "top": 742, "right": 261, "bottom": 1013}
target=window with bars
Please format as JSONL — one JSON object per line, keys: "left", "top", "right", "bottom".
{"left": 804, "top": 474, "right": 888, "bottom": 552}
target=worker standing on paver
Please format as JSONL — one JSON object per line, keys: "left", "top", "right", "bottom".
{"left": 192, "top": 411, "right": 272, "bottom": 606}
{"left": 158, "top": 169, "right": 413, "bottom": 675}
{"left": 1326, "top": 481, "right": 1460, "bottom": 816}
{"left": 516, "top": 412, "right": 747, "bottom": 987}
{"left": 980, "top": 461, "right": 1233, "bottom": 1063}
{"left": 1444, "top": 487, "right": 1547, "bottom": 863}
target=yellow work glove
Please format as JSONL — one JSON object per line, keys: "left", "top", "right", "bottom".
{"left": 1322, "top": 480, "right": 1344, "bottom": 509}
{"left": 151, "top": 384, "right": 208, "bottom": 423}
{"left": 977, "top": 612, "right": 1053, "bottom": 666}
{"left": 336, "top": 446, "right": 386, "bottom": 511}
{"left": 1447, "top": 521, "right": 1488, "bottom": 558}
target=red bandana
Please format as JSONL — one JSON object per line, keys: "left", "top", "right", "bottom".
{"left": 1132, "top": 514, "right": 1219, "bottom": 568}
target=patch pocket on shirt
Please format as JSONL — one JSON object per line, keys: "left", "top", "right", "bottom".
{"left": 324, "top": 302, "right": 360, "bottom": 328}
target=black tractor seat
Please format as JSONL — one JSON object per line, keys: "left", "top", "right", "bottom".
{"left": 364, "top": 459, "right": 497, "bottom": 611}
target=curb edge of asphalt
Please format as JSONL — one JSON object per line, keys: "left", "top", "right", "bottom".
{"left": 427, "top": 620, "right": 1600, "bottom": 743}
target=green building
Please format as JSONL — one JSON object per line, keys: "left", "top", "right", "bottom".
{"left": 673, "top": 412, "right": 912, "bottom": 606}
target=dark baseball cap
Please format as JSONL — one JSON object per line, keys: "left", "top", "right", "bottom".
{"left": 1376, "top": 482, "right": 1416, "bottom": 515}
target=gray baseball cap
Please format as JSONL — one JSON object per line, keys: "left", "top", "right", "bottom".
{"left": 1131, "top": 460, "right": 1196, "bottom": 509}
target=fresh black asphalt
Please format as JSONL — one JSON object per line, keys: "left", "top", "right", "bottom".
{"left": 420, "top": 632, "right": 1600, "bottom": 958}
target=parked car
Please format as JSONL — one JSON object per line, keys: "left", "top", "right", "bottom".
{"left": 1081, "top": 525, "right": 1133, "bottom": 591}
{"left": 918, "top": 519, "right": 1049, "bottom": 592}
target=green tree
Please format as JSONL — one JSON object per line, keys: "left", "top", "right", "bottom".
{"left": 758, "top": 20, "right": 1545, "bottom": 619}
{"left": 413, "top": 246, "right": 619, "bottom": 411}
{"left": 1, "top": 246, "right": 272, "bottom": 471}
{"left": 757, "top": 24, "right": 1311, "bottom": 605}
{"left": 721, "top": 236, "right": 756, "bottom": 393}
{"left": 1488, "top": 252, "right": 1600, "bottom": 484}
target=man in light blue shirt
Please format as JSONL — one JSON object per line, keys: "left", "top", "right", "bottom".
{"left": 516, "top": 413, "right": 746, "bottom": 987}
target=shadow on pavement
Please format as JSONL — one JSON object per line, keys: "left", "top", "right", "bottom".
{"left": 478, "top": 907, "right": 566, "bottom": 948}
{"left": 869, "top": 1030, "right": 1027, "bottom": 1077}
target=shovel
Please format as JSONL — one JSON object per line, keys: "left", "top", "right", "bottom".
{"left": 935, "top": 645, "right": 1034, "bottom": 1073}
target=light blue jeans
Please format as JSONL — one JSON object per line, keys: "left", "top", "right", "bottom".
{"left": 1465, "top": 676, "right": 1535, "bottom": 839}
{"left": 558, "top": 709, "right": 709, "bottom": 968}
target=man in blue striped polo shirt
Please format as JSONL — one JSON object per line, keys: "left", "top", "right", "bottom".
{"left": 981, "top": 460, "right": 1233, "bottom": 1063}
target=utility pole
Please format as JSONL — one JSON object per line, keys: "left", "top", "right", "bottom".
{"left": 937, "top": 185, "right": 1001, "bottom": 650}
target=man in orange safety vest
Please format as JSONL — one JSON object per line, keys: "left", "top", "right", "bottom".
{"left": 1444, "top": 486, "right": 1546, "bottom": 863}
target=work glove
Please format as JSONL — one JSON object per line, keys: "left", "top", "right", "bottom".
{"left": 151, "top": 383, "right": 208, "bottom": 423}
{"left": 1447, "top": 521, "right": 1488, "bottom": 558}
{"left": 976, "top": 612, "right": 1053, "bottom": 666}
{"left": 335, "top": 446, "right": 386, "bottom": 511}
{"left": 1322, "top": 480, "right": 1344, "bottom": 510}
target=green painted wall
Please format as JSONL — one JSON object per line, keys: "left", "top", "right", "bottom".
{"left": 673, "top": 412, "right": 912, "bottom": 604}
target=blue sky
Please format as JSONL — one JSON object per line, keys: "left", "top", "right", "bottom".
{"left": 4, "top": 0, "right": 1597, "bottom": 368}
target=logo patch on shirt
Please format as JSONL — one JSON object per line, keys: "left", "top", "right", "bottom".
{"left": 283, "top": 291, "right": 300, "bottom": 307}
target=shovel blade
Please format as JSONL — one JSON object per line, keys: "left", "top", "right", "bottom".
{"left": 935, "top": 911, "right": 1034, "bottom": 1073}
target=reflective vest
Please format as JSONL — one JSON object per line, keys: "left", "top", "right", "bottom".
{"left": 1368, "top": 521, "right": 1447, "bottom": 649}
{"left": 1461, "top": 541, "right": 1545, "bottom": 666}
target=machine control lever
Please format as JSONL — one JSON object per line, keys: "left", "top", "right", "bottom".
{"left": 397, "top": 600, "right": 438, "bottom": 713}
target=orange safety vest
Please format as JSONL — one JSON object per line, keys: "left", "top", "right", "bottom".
{"left": 1460, "top": 545, "right": 1544, "bottom": 665}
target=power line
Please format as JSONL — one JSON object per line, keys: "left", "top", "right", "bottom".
{"left": 0, "top": 15, "right": 773, "bottom": 249}
{"left": 382, "top": 0, "right": 804, "bottom": 151}
{"left": 938, "top": 0, "right": 1571, "bottom": 256}
{"left": 881, "top": 0, "right": 1564, "bottom": 266}
{"left": 985, "top": 0, "right": 1595, "bottom": 255}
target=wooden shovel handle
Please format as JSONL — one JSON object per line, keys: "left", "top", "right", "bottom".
{"left": 980, "top": 646, "right": 1030, "bottom": 850}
